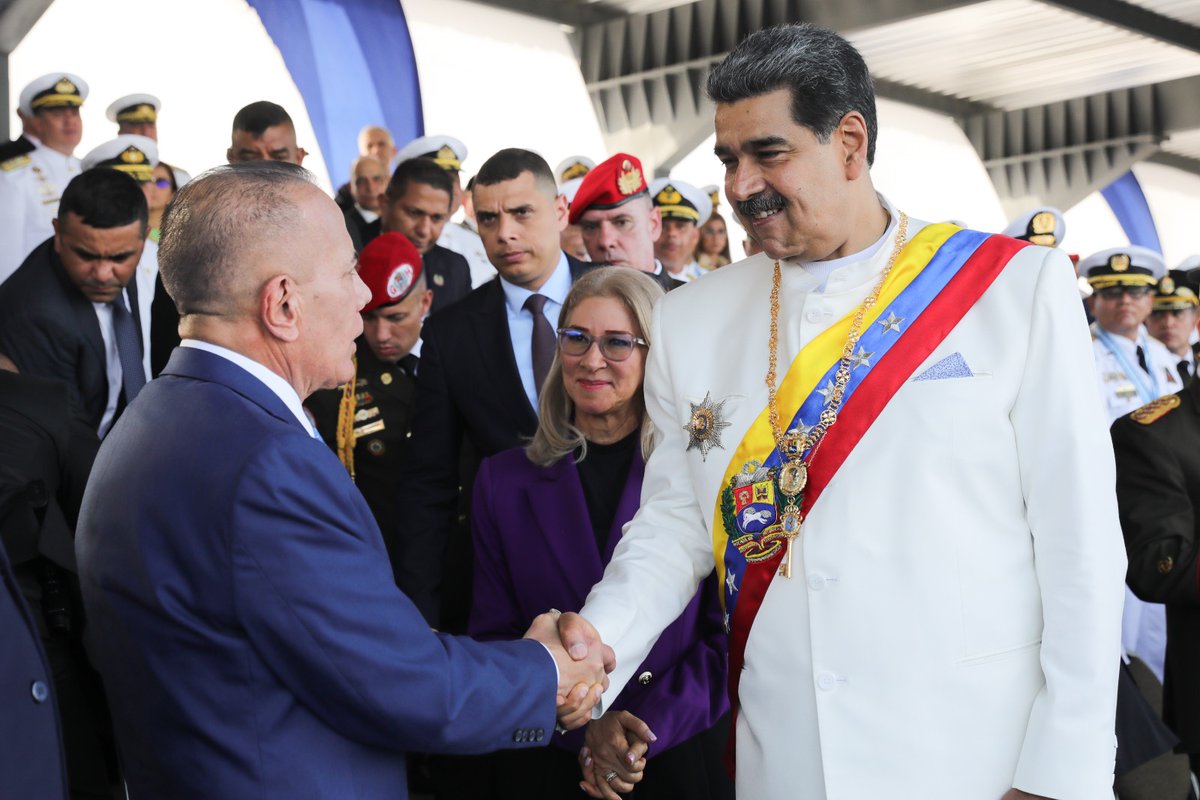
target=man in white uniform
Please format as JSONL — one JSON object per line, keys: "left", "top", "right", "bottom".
{"left": 0, "top": 73, "right": 87, "bottom": 286}
{"left": 650, "top": 177, "right": 710, "bottom": 282}
{"left": 561, "top": 24, "right": 1125, "bottom": 800}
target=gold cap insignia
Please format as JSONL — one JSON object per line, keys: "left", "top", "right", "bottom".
{"left": 54, "top": 77, "right": 77, "bottom": 95}
{"left": 561, "top": 161, "right": 590, "bottom": 182}
{"left": 431, "top": 145, "right": 461, "bottom": 171}
{"left": 617, "top": 160, "right": 642, "bottom": 196}
{"left": 1110, "top": 254, "right": 1131, "bottom": 272}
{"left": 655, "top": 185, "right": 683, "bottom": 206}
{"left": 710, "top": 189, "right": 720, "bottom": 208}
{"left": 119, "top": 147, "right": 147, "bottom": 164}
{"left": 1160, "top": 276, "right": 1175, "bottom": 295}
{"left": 1030, "top": 211, "right": 1055, "bottom": 236}
{"left": 1132, "top": 394, "right": 1181, "bottom": 425}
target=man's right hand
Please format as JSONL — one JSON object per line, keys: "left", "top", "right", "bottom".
{"left": 524, "top": 610, "right": 614, "bottom": 729}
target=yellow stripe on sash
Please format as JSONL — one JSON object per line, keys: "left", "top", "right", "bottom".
{"left": 710, "top": 222, "right": 960, "bottom": 588}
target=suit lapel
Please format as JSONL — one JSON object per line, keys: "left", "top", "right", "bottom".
{"left": 603, "top": 449, "right": 645, "bottom": 562}
{"left": 51, "top": 252, "right": 105, "bottom": 366}
{"left": 470, "top": 280, "right": 537, "bottom": 425}
{"left": 523, "top": 457, "right": 605, "bottom": 582}
{"left": 160, "top": 347, "right": 305, "bottom": 432}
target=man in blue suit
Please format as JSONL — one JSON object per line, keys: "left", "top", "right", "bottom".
{"left": 75, "top": 161, "right": 610, "bottom": 799}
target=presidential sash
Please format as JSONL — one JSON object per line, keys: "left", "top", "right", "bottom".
{"left": 713, "top": 225, "right": 1030, "bottom": 774}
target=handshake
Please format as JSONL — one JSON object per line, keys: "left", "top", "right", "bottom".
{"left": 524, "top": 609, "right": 614, "bottom": 729}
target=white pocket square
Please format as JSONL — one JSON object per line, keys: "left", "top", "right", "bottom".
{"left": 914, "top": 352, "right": 974, "bottom": 381}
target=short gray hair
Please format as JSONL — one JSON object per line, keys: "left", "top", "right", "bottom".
{"left": 706, "top": 24, "right": 878, "bottom": 166}
{"left": 158, "top": 162, "right": 315, "bottom": 315}
{"left": 526, "top": 267, "right": 664, "bottom": 468}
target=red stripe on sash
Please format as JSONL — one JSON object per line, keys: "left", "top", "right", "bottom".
{"left": 722, "top": 234, "right": 1030, "bottom": 777}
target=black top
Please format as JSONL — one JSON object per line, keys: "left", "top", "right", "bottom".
{"left": 575, "top": 428, "right": 639, "bottom": 555}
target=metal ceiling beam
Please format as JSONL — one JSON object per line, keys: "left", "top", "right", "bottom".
{"left": 467, "top": 0, "right": 624, "bottom": 27}
{"left": 1148, "top": 152, "right": 1200, "bottom": 177}
{"left": 1037, "top": 0, "right": 1200, "bottom": 56}
{"left": 0, "top": 0, "right": 54, "bottom": 52}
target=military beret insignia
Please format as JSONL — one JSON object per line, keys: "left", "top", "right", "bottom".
{"left": 1132, "top": 394, "right": 1180, "bottom": 425}
{"left": 386, "top": 264, "right": 415, "bottom": 300}
{"left": 617, "top": 160, "right": 642, "bottom": 196}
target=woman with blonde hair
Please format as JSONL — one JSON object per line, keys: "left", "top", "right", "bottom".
{"left": 470, "top": 266, "right": 732, "bottom": 799}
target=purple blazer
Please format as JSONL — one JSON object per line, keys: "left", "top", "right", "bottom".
{"left": 470, "top": 443, "right": 729, "bottom": 754}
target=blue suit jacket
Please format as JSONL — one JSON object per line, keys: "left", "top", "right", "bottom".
{"left": 469, "top": 445, "right": 729, "bottom": 754}
{"left": 76, "top": 347, "right": 556, "bottom": 799}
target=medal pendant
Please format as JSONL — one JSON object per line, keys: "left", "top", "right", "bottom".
{"left": 778, "top": 504, "right": 803, "bottom": 579}
{"left": 779, "top": 461, "right": 807, "bottom": 497}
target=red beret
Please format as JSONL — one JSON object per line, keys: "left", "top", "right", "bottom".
{"left": 567, "top": 152, "right": 648, "bottom": 225}
{"left": 358, "top": 233, "right": 424, "bottom": 314}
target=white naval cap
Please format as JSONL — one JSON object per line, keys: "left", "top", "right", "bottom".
{"left": 1080, "top": 244, "right": 1166, "bottom": 288}
{"left": 702, "top": 184, "right": 720, "bottom": 211}
{"left": 396, "top": 135, "right": 467, "bottom": 171}
{"left": 19, "top": 72, "right": 88, "bottom": 116}
{"left": 171, "top": 166, "right": 192, "bottom": 188}
{"left": 1002, "top": 206, "right": 1065, "bottom": 248}
{"left": 555, "top": 155, "right": 594, "bottom": 185}
{"left": 649, "top": 177, "right": 711, "bottom": 226}
{"left": 81, "top": 135, "right": 159, "bottom": 182}
{"left": 106, "top": 93, "right": 161, "bottom": 124}
{"left": 560, "top": 176, "right": 584, "bottom": 208}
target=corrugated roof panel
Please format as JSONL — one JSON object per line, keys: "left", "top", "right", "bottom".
{"left": 1129, "top": 0, "right": 1200, "bottom": 27}
{"left": 851, "top": 0, "right": 1200, "bottom": 110}
{"left": 1164, "top": 129, "right": 1200, "bottom": 161}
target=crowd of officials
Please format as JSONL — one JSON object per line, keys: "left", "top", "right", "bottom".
{"left": 2, "top": 36, "right": 1200, "bottom": 800}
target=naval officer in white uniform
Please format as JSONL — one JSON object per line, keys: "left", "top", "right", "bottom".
{"left": 560, "top": 24, "right": 1125, "bottom": 800}
{"left": 0, "top": 73, "right": 87, "bottom": 286}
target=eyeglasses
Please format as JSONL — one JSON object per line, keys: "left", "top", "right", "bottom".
{"left": 153, "top": 178, "right": 172, "bottom": 189}
{"left": 1096, "top": 285, "right": 1152, "bottom": 300}
{"left": 556, "top": 328, "right": 647, "bottom": 361}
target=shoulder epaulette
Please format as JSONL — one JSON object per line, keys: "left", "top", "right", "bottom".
{"left": 1132, "top": 394, "right": 1181, "bottom": 425}
{"left": 0, "top": 154, "right": 31, "bottom": 172}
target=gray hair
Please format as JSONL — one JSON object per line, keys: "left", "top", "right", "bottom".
{"left": 525, "top": 267, "right": 665, "bottom": 468}
{"left": 706, "top": 23, "right": 878, "bottom": 166}
{"left": 158, "top": 161, "right": 315, "bottom": 315}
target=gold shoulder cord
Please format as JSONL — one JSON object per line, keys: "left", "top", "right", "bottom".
{"left": 335, "top": 355, "right": 357, "bottom": 481}
{"left": 766, "top": 212, "right": 908, "bottom": 577}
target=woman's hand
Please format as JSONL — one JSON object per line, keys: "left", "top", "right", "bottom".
{"left": 578, "top": 710, "right": 656, "bottom": 798}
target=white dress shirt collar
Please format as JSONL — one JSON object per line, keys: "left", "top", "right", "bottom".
{"left": 180, "top": 339, "right": 317, "bottom": 435}
{"left": 500, "top": 251, "right": 572, "bottom": 317}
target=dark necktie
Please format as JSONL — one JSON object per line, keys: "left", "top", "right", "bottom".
{"left": 109, "top": 297, "right": 146, "bottom": 402}
{"left": 1136, "top": 345, "right": 1148, "bottom": 374}
{"left": 1178, "top": 359, "right": 1191, "bottom": 384}
{"left": 523, "top": 293, "right": 555, "bottom": 393}
{"left": 400, "top": 354, "right": 419, "bottom": 379}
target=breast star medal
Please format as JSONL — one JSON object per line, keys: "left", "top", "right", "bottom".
{"left": 684, "top": 391, "right": 731, "bottom": 460}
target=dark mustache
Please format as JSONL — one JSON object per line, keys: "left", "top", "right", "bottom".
{"left": 737, "top": 192, "right": 786, "bottom": 217}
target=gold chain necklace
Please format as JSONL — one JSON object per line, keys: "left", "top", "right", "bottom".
{"left": 767, "top": 211, "right": 908, "bottom": 577}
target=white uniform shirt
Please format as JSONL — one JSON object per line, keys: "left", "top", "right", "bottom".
{"left": 0, "top": 134, "right": 80, "bottom": 285}
{"left": 135, "top": 239, "right": 159, "bottom": 379}
{"left": 1091, "top": 322, "right": 1179, "bottom": 683}
{"left": 582, "top": 201, "right": 1125, "bottom": 799}
{"left": 666, "top": 259, "right": 706, "bottom": 282}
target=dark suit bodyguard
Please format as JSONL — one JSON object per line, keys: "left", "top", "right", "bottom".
{"left": 1113, "top": 378, "right": 1200, "bottom": 778}
{"left": 0, "top": 169, "right": 147, "bottom": 437}
{"left": 75, "top": 162, "right": 612, "bottom": 799}
{"left": 393, "top": 148, "right": 593, "bottom": 630}
{"left": 307, "top": 232, "right": 430, "bottom": 572}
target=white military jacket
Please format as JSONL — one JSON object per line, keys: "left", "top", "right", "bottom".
{"left": 0, "top": 135, "right": 80, "bottom": 285}
{"left": 582, "top": 209, "right": 1126, "bottom": 800}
